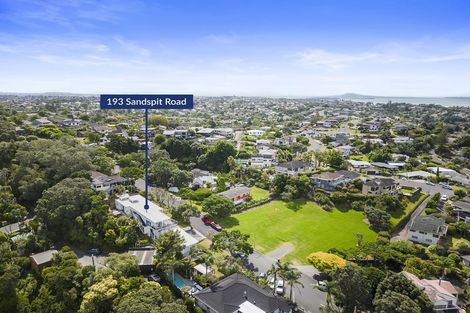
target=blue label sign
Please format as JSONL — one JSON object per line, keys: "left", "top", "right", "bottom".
{"left": 100, "top": 94, "right": 193, "bottom": 109}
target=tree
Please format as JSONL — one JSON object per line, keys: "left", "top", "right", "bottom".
{"left": 201, "top": 194, "right": 234, "bottom": 219}
{"left": 114, "top": 283, "right": 185, "bottom": 313}
{"left": 92, "top": 155, "right": 116, "bottom": 175}
{"left": 103, "top": 215, "right": 139, "bottom": 251}
{"left": 211, "top": 230, "right": 253, "bottom": 255}
{"left": 0, "top": 141, "right": 17, "bottom": 169}
{"left": 199, "top": 140, "right": 236, "bottom": 172}
{"left": 281, "top": 262, "right": 304, "bottom": 302}
{"left": 0, "top": 190, "right": 27, "bottom": 225}
{"left": 105, "top": 253, "right": 140, "bottom": 278}
{"left": 36, "top": 178, "right": 93, "bottom": 241}
{"left": 106, "top": 135, "right": 139, "bottom": 154}
{"left": 148, "top": 114, "right": 169, "bottom": 127}
{"left": 364, "top": 207, "right": 391, "bottom": 231}
{"left": 79, "top": 275, "right": 118, "bottom": 313}
{"left": 321, "top": 149, "right": 345, "bottom": 169}
{"left": 267, "top": 260, "right": 283, "bottom": 296}
{"left": 368, "top": 148, "right": 392, "bottom": 163}
{"left": 0, "top": 232, "right": 20, "bottom": 313}
{"left": 374, "top": 291, "right": 421, "bottom": 313}
{"left": 154, "top": 230, "right": 185, "bottom": 283}
{"left": 374, "top": 273, "right": 434, "bottom": 313}
{"left": 307, "top": 252, "right": 347, "bottom": 272}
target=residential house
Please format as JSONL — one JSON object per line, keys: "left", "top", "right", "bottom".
{"left": 30, "top": 249, "right": 58, "bottom": 273}
{"left": 246, "top": 129, "right": 264, "bottom": 137}
{"left": 0, "top": 222, "right": 22, "bottom": 235}
{"left": 115, "top": 194, "right": 199, "bottom": 255}
{"left": 347, "top": 160, "right": 371, "bottom": 171}
{"left": 453, "top": 196, "right": 470, "bottom": 225}
{"left": 31, "top": 117, "right": 52, "bottom": 127}
{"left": 275, "top": 161, "right": 313, "bottom": 176}
{"left": 274, "top": 136, "right": 295, "bottom": 146}
{"left": 398, "top": 171, "right": 435, "bottom": 180}
{"left": 408, "top": 216, "right": 448, "bottom": 245}
{"left": 90, "top": 171, "right": 127, "bottom": 195}
{"left": 311, "top": 170, "right": 360, "bottom": 191}
{"left": 402, "top": 271, "right": 462, "bottom": 313}
{"left": 370, "top": 162, "right": 398, "bottom": 171}
{"left": 191, "top": 169, "right": 217, "bottom": 189}
{"left": 219, "top": 186, "right": 251, "bottom": 205}
{"left": 362, "top": 178, "right": 399, "bottom": 195}
{"left": 335, "top": 145, "right": 355, "bottom": 157}
{"left": 128, "top": 247, "right": 156, "bottom": 274}
{"left": 194, "top": 273, "right": 292, "bottom": 313}
{"left": 393, "top": 136, "right": 413, "bottom": 144}
{"left": 61, "top": 119, "right": 82, "bottom": 128}
{"left": 163, "top": 129, "right": 190, "bottom": 139}
{"left": 214, "top": 128, "right": 234, "bottom": 137}
{"left": 462, "top": 255, "right": 470, "bottom": 267}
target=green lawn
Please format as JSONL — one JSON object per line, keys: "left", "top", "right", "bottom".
{"left": 250, "top": 186, "right": 270, "bottom": 201}
{"left": 350, "top": 154, "right": 369, "bottom": 162}
{"left": 390, "top": 193, "right": 427, "bottom": 226}
{"left": 220, "top": 200, "right": 377, "bottom": 264}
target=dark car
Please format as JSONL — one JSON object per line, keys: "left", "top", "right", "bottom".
{"left": 147, "top": 274, "right": 161, "bottom": 282}
{"left": 210, "top": 222, "right": 223, "bottom": 231}
{"left": 201, "top": 215, "right": 213, "bottom": 225}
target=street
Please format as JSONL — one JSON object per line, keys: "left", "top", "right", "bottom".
{"left": 398, "top": 179, "right": 454, "bottom": 197}
{"left": 391, "top": 195, "right": 430, "bottom": 241}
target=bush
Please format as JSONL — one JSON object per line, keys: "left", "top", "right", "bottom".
{"left": 307, "top": 252, "right": 347, "bottom": 272}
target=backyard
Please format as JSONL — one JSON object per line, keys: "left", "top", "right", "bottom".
{"left": 220, "top": 199, "right": 377, "bottom": 264}
{"left": 389, "top": 193, "right": 427, "bottom": 226}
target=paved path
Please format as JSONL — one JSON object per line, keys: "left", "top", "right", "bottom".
{"left": 266, "top": 243, "right": 294, "bottom": 259}
{"left": 235, "top": 130, "right": 243, "bottom": 150}
{"left": 392, "top": 195, "right": 430, "bottom": 241}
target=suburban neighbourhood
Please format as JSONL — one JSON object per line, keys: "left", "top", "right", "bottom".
{"left": 1, "top": 94, "right": 470, "bottom": 313}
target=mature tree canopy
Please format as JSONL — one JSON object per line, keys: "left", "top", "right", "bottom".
{"left": 201, "top": 194, "right": 234, "bottom": 219}
{"left": 212, "top": 230, "right": 253, "bottom": 255}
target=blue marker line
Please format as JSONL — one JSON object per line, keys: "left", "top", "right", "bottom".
{"left": 144, "top": 109, "right": 149, "bottom": 210}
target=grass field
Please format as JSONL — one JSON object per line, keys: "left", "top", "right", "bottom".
{"left": 250, "top": 186, "right": 270, "bottom": 201}
{"left": 389, "top": 193, "right": 427, "bottom": 226}
{"left": 220, "top": 199, "right": 377, "bottom": 263}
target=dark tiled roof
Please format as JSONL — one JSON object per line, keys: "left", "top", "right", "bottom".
{"left": 277, "top": 160, "right": 312, "bottom": 170}
{"left": 194, "top": 273, "right": 291, "bottom": 313}
{"left": 364, "top": 178, "right": 396, "bottom": 187}
{"left": 219, "top": 186, "right": 250, "bottom": 199}
{"left": 410, "top": 216, "right": 446, "bottom": 235}
{"left": 90, "top": 171, "right": 126, "bottom": 185}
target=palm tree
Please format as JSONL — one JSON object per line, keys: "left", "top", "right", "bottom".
{"left": 313, "top": 280, "right": 338, "bottom": 311}
{"left": 267, "top": 259, "right": 282, "bottom": 295}
{"left": 282, "top": 263, "right": 304, "bottom": 302}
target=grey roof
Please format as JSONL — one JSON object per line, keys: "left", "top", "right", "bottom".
{"left": 0, "top": 222, "right": 21, "bottom": 234}
{"left": 312, "top": 170, "right": 359, "bottom": 181}
{"left": 462, "top": 255, "right": 470, "bottom": 262}
{"left": 276, "top": 160, "right": 312, "bottom": 170}
{"left": 219, "top": 186, "right": 251, "bottom": 199}
{"left": 191, "top": 168, "right": 212, "bottom": 179}
{"left": 128, "top": 249, "right": 155, "bottom": 266}
{"left": 90, "top": 171, "right": 126, "bottom": 185}
{"left": 409, "top": 216, "right": 446, "bottom": 235}
{"left": 453, "top": 199, "right": 470, "bottom": 213}
{"left": 194, "top": 273, "right": 291, "bottom": 313}
{"left": 30, "top": 249, "right": 58, "bottom": 265}
{"left": 371, "top": 162, "right": 398, "bottom": 170}
{"left": 364, "top": 178, "right": 397, "bottom": 187}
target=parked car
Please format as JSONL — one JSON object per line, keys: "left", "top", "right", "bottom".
{"left": 442, "top": 185, "right": 453, "bottom": 190}
{"left": 440, "top": 195, "right": 448, "bottom": 202}
{"left": 87, "top": 248, "right": 101, "bottom": 255}
{"left": 210, "top": 222, "right": 223, "bottom": 231}
{"left": 201, "top": 215, "right": 213, "bottom": 225}
{"left": 317, "top": 280, "right": 327, "bottom": 290}
{"left": 276, "top": 279, "right": 285, "bottom": 295}
{"left": 147, "top": 274, "right": 161, "bottom": 282}
{"left": 257, "top": 272, "right": 266, "bottom": 279}
{"left": 426, "top": 181, "right": 435, "bottom": 186}
{"left": 232, "top": 251, "right": 248, "bottom": 262}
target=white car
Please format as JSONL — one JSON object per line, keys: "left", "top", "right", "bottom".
{"left": 317, "top": 280, "right": 327, "bottom": 290}
{"left": 426, "top": 181, "right": 435, "bottom": 186}
{"left": 440, "top": 195, "right": 448, "bottom": 202}
{"left": 276, "top": 279, "right": 285, "bottom": 295}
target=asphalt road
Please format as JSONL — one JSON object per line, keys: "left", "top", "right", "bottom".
{"left": 190, "top": 216, "right": 326, "bottom": 312}
{"left": 391, "top": 195, "right": 430, "bottom": 241}
{"left": 398, "top": 179, "right": 454, "bottom": 197}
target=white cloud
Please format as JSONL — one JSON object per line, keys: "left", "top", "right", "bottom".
{"left": 205, "top": 33, "right": 238, "bottom": 44}
{"left": 295, "top": 49, "right": 381, "bottom": 69}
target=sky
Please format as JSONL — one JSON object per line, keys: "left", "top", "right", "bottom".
{"left": 1, "top": 0, "right": 470, "bottom": 97}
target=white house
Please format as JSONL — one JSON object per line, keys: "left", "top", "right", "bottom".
{"left": 402, "top": 271, "right": 462, "bottom": 313}
{"left": 408, "top": 216, "right": 448, "bottom": 245}
{"left": 348, "top": 160, "right": 371, "bottom": 171}
{"left": 393, "top": 136, "right": 413, "bottom": 144}
{"left": 115, "top": 194, "right": 199, "bottom": 255}
{"left": 246, "top": 129, "right": 264, "bottom": 137}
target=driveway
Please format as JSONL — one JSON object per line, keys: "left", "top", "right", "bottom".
{"left": 74, "top": 249, "right": 108, "bottom": 269}
{"left": 398, "top": 179, "right": 454, "bottom": 197}
{"left": 248, "top": 251, "right": 326, "bottom": 312}
{"left": 391, "top": 195, "right": 430, "bottom": 241}
{"left": 190, "top": 217, "right": 326, "bottom": 312}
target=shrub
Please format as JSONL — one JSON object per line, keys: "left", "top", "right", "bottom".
{"left": 307, "top": 251, "right": 347, "bottom": 272}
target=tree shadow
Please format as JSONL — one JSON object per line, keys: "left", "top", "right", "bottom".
{"left": 219, "top": 217, "right": 240, "bottom": 228}
{"left": 286, "top": 199, "right": 306, "bottom": 212}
